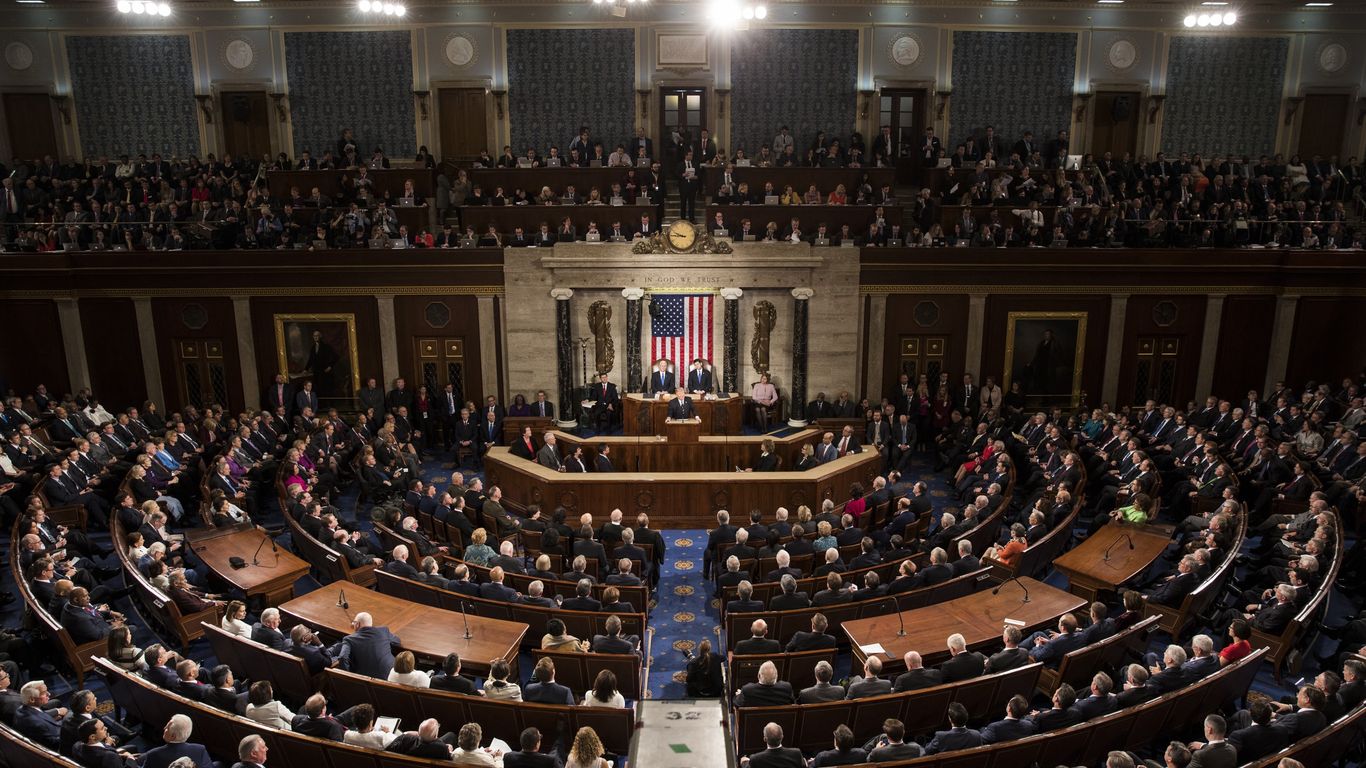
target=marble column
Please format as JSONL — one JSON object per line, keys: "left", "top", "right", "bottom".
{"left": 622, "top": 287, "right": 644, "bottom": 393}
{"left": 720, "top": 287, "right": 743, "bottom": 395}
{"left": 476, "top": 296, "right": 499, "bottom": 401}
{"left": 862, "top": 294, "right": 885, "bottom": 401}
{"left": 375, "top": 295, "right": 400, "bottom": 390}
{"left": 1194, "top": 295, "right": 1225, "bottom": 399}
{"left": 53, "top": 298, "right": 91, "bottom": 392}
{"left": 132, "top": 297, "right": 165, "bottom": 407}
{"left": 964, "top": 293, "right": 987, "bottom": 377}
{"left": 1264, "top": 294, "right": 1299, "bottom": 395}
{"left": 230, "top": 296, "right": 260, "bottom": 410}
{"left": 789, "top": 288, "right": 813, "bottom": 427}
{"left": 1100, "top": 294, "right": 1129, "bottom": 407}
{"left": 551, "top": 288, "right": 577, "bottom": 427}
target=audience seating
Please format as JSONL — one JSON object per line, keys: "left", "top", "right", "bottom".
{"left": 720, "top": 553, "right": 921, "bottom": 608}
{"left": 201, "top": 621, "right": 318, "bottom": 706}
{"left": 267, "top": 170, "right": 436, "bottom": 201}
{"left": 1243, "top": 701, "right": 1366, "bottom": 768}
{"left": 989, "top": 504, "right": 1081, "bottom": 580}
{"left": 110, "top": 520, "right": 218, "bottom": 648}
{"left": 730, "top": 647, "right": 839, "bottom": 693}
{"left": 285, "top": 512, "right": 378, "bottom": 588}
{"left": 1142, "top": 509, "right": 1247, "bottom": 638}
{"left": 528, "top": 647, "right": 644, "bottom": 701}
{"left": 458, "top": 205, "right": 656, "bottom": 240}
{"left": 1035, "top": 614, "right": 1159, "bottom": 695}
{"left": 11, "top": 526, "right": 102, "bottom": 685}
{"left": 1249, "top": 512, "right": 1345, "bottom": 683}
{"left": 705, "top": 205, "right": 904, "bottom": 240}
{"left": 0, "top": 721, "right": 82, "bottom": 768}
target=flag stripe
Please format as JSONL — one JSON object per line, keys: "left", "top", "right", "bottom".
{"left": 651, "top": 294, "right": 713, "bottom": 383}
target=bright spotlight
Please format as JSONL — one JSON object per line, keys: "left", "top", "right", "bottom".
{"left": 1183, "top": 14, "right": 1196, "bottom": 25}
{"left": 1223, "top": 11, "right": 1236, "bottom": 23}
{"left": 1196, "top": 13, "right": 1209, "bottom": 24}
{"left": 131, "top": 1, "right": 144, "bottom": 12}
{"left": 394, "top": 4, "right": 405, "bottom": 14}
{"left": 1208, "top": 13, "right": 1222, "bottom": 24}
{"left": 742, "top": 6, "right": 753, "bottom": 18}
{"left": 158, "top": 2, "right": 170, "bottom": 15}
{"left": 117, "top": 0, "right": 131, "bottom": 11}
{"left": 359, "top": 0, "right": 371, "bottom": 9}
{"left": 754, "top": 4, "right": 766, "bottom": 17}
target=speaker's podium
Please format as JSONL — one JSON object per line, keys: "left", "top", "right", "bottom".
{"left": 664, "top": 417, "right": 702, "bottom": 443}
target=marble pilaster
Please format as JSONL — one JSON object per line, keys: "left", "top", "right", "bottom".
{"left": 721, "top": 287, "right": 743, "bottom": 395}
{"left": 551, "top": 288, "right": 577, "bottom": 427}
{"left": 789, "top": 287, "right": 814, "bottom": 426}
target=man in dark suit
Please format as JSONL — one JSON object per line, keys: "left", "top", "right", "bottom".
{"left": 1269, "top": 685, "right": 1329, "bottom": 740}
{"left": 742, "top": 723, "right": 805, "bottom": 768}
{"left": 72, "top": 719, "right": 135, "bottom": 768}
{"left": 1116, "top": 664, "right": 1157, "bottom": 708}
{"left": 1185, "top": 714, "right": 1238, "bottom": 768}
{"left": 704, "top": 510, "right": 738, "bottom": 578}
{"left": 865, "top": 720, "right": 922, "bottom": 763}
{"left": 1227, "top": 701, "right": 1288, "bottom": 763}
{"left": 263, "top": 374, "right": 295, "bottom": 421}
{"left": 735, "top": 661, "right": 796, "bottom": 707}
{"left": 980, "top": 695, "right": 1037, "bottom": 744}
{"left": 337, "top": 612, "right": 401, "bottom": 678}
{"left": 384, "top": 719, "right": 453, "bottom": 760}
{"left": 289, "top": 625, "right": 338, "bottom": 675}
{"left": 571, "top": 525, "right": 608, "bottom": 574}
{"left": 477, "top": 567, "right": 519, "bottom": 602}
{"left": 60, "top": 588, "right": 114, "bottom": 644}
{"left": 14, "top": 680, "right": 64, "bottom": 749}
{"left": 1028, "top": 684, "right": 1081, "bottom": 733}
{"left": 725, "top": 581, "right": 764, "bottom": 613}
{"left": 504, "top": 727, "right": 563, "bottom": 768}
{"left": 986, "top": 626, "right": 1032, "bottom": 673}
{"left": 667, "top": 388, "right": 696, "bottom": 420}
{"left": 560, "top": 577, "right": 602, "bottom": 611}
{"left": 949, "top": 540, "right": 981, "bottom": 577}
{"left": 769, "top": 576, "right": 811, "bottom": 611}
{"left": 1027, "top": 613, "right": 1084, "bottom": 668}
{"left": 918, "top": 127, "right": 942, "bottom": 168}
{"left": 686, "top": 360, "right": 713, "bottom": 394}
{"left": 913, "top": 547, "right": 954, "bottom": 588}
{"left": 798, "top": 661, "right": 846, "bottom": 704}
{"left": 1069, "top": 672, "right": 1118, "bottom": 720}
{"left": 845, "top": 657, "right": 893, "bottom": 699}
{"left": 938, "top": 633, "right": 987, "bottom": 683}
{"left": 785, "top": 613, "right": 837, "bottom": 652}
{"left": 893, "top": 651, "right": 942, "bottom": 692}
{"left": 1148, "top": 645, "right": 1190, "bottom": 693}
{"left": 735, "top": 619, "right": 782, "bottom": 656}
{"left": 647, "top": 360, "right": 676, "bottom": 395}
{"left": 589, "top": 373, "right": 620, "bottom": 433}
{"left": 1144, "top": 554, "right": 1200, "bottom": 607}
{"left": 591, "top": 615, "right": 639, "bottom": 654}
{"left": 204, "top": 665, "right": 245, "bottom": 715}
{"left": 138, "top": 714, "right": 214, "bottom": 768}
{"left": 925, "top": 703, "right": 982, "bottom": 753}
{"left": 529, "top": 390, "right": 555, "bottom": 420}
{"left": 524, "top": 658, "right": 575, "bottom": 705}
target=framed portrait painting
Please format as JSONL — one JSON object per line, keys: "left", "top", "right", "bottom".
{"left": 1003, "top": 312, "right": 1087, "bottom": 406}
{"left": 273, "top": 313, "right": 360, "bottom": 400}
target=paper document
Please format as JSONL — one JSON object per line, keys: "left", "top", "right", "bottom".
{"left": 860, "top": 643, "right": 888, "bottom": 655}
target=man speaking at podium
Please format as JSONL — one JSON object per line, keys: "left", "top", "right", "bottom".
{"left": 667, "top": 388, "right": 696, "bottom": 420}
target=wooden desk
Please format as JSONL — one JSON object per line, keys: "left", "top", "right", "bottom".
{"left": 550, "top": 428, "right": 812, "bottom": 473}
{"left": 1052, "top": 522, "right": 1173, "bottom": 601}
{"left": 457, "top": 204, "right": 655, "bottom": 237}
{"left": 186, "top": 523, "right": 310, "bottom": 606}
{"left": 485, "top": 442, "right": 881, "bottom": 528}
{"left": 266, "top": 169, "right": 436, "bottom": 200}
{"left": 468, "top": 167, "right": 648, "bottom": 197}
{"left": 842, "top": 577, "right": 1087, "bottom": 674}
{"left": 701, "top": 166, "right": 897, "bottom": 198}
{"left": 621, "top": 392, "right": 743, "bottom": 436}
{"left": 279, "top": 582, "right": 527, "bottom": 676}
{"left": 501, "top": 415, "right": 556, "bottom": 444}
{"left": 705, "top": 204, "right": 904, "bottom": 238}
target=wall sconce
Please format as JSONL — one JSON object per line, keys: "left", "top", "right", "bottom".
{"left": 412, "top": 90, "right": 430, "bottom": 121}
{"left": 192, "top": 94, "right": 213, "bottom": 124}
{"left": 1146, "top": 94, "right": 1166, "bottom": 125}
{"left": 858, "top": 90, "right": 876, "bottom": 120}
{"left": 49, "top": 94, "right": 71, "bottom": 125}
{"left": 637, "top": 89, "right": 651, "bottom": 121}
{"left": 1074, "top": 92, "right": 1093, "bottom": 121}
{"left": 935, "top": 90, "right": 951, "bottom": 120}
{"left": 1284, "top": 96, "right": 1304, "bottom": 126}
{"left": 714, "top": 88, "right": 730, "bottom": 120}
{"left": 267, "top": 92, "right": 289, "bottom": 123}
{"left": 490, "top": 89, "right": 506, "bottom": 120}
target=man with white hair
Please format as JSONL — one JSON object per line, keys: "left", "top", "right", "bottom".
{"left": 704, "top": 509, "right": 737, "bottom": 578}
{"left": 520, "top": 580, "right": 556, "bottom": 608}
{"left": 765, "top": 549, "right": 801, "bottom": 583}
{"left": 894, "top": 651, "right": 942, "bottom": 692}
{"left": 1182, "top": 634, "right": 1220, "bottom": 681}
{"left": 734, "top": 661, "right": 795, "bottom": 707}
{"left": 1148, "top": 645, "right": 1189, "bottom": 693}
{"left": 718, "top": 555, "right": 749, "bottom": 589}
{"left": 140, "top": 714, "right": 214, "bottom": 768}
{"left": 740, "top": 722, "right": 804, "bottom": 768}
{"left": 913, "top": 547, "right": 954, "bottom": 587}
{"left": 938, "top": 633, "right": 986, "bottom": 683}
{"left": 725, "top": 528, "right": 755, "bottom": 562}
{"left": 385, "top": 718, "right": 457, "bottom": 758}
{"left": 736, "top": 619, "right": 781, "bottom": 655}
{"left": 494, "top": 539, "right": 526, "bottom": 574}
{"left": 15, "top": 681, "right": 65, "bottom": 749}
{"left": 337, "top": 611, "right": 401, "bottom": 678}
{"left": 251, "top": 608, "right": 290, "bottom": 651}
{"left": 614, "top": 526, "right": 649, "bottom": 578}
{"left": 400, "top": 516, "right": 447, "bottom": 557}
{"left": 381, "top": 545, "right": 419, "bottom": 579}
{"left": 233, "top": 734, "right": 269, "bottom": 768}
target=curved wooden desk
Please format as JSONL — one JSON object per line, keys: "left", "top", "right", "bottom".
{"left": 484, "top": 429, "right": 881, "bottom": 528}
{"left": 618, "top": 391, "right": 744, "bottom": 436}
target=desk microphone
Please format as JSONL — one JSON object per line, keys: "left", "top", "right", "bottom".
{"left": 882, "top": 596, "right": 906, "bottom": 637}
{"left": 459, "top": 599, "right": 473, "bottom": 640}
{"left": 250, "top": 533, "right": 271, "bottom": 566}
{"left": 337, "top": 588, "right": 349, "bottom": 610}
{"left": 1101, "top": 532, "right": 1135, "bottom": 562}
{"left": 992, "top": 575, "right": 1032, "bottom": 603}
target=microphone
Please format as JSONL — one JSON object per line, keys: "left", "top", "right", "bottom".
{"left": 883, "top": 596, "right": 906, "bottom": 637}
{"left": 251, "top": 533, "right": 270, "bottom": 566}
{"left": 1102, "top": 532, "right": 1135, "bottom": 562}
{"left": 336, "top": 588, "right": 349, "bottom": 610}
{"left": 459, "top": 599, "right": 473, "bottom": 640}
{"left": 992, "top": 576, "right": 1031, "bottom": 603}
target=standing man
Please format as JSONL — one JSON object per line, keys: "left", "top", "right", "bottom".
{"left": 920, "top": 127, "right": 942, "bottom": 167}
{"left": 589, "top": 373, "right": 620, "bottom": 433}
{"left": 677, "top": 150, "right": 700, "bottom": 222}
{"left": 304, "top": 329, "right": 338, "bottom": 398}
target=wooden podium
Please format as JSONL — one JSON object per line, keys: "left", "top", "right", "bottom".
{"left": 664, "top": 418, "right": 701, "bottom": 443}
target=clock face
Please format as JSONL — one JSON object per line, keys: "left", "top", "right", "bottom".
{"left": 667, "top": 220, "right": 696, "bottom": 251}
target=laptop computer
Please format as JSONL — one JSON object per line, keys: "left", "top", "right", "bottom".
{"left": 610, "top": 197, "right": 625, "bottom": 206}
{"left": 546, "top": 157, "right": 561, "bottom": 167}
{"left": 735, "top": 159, "right": 751, "bottom": 167}
{"left": 517, "top": 158, "right": 532, "bottom": 168}
{"left": 369, "top": 238, "right": 387, "bottom": 248}
{"left": 609, "top": 234, "right": 626, "bottom": 243}
{"left": 585, "top": 233, "right": 601, "bottom": 242}
{"left": 1066, "top": 155, "right": 1083, "bottom": 171}
{"left": 885, "top": 238, "right": 904, "bottom": 247}
{"left": 637, "top": 157, "right": 651, "bottom": 167}
{"left": 814, "top": 237, "right": 830, "bottom": 247}
{"left": 460, "top": 237, "right": 477, "bottom": 248}
{"left": 61, "top": 242, "right": 81, "bottom": 252}
{"left": 714, "top": 228, "right": 729, "bottom": 238}
{"left": 561, "top": 196, "right": 576, "bottom": 205}
{"left": 636, "top": 196, "right": 651, "bottom": 206}
{"left": 763, "top": 195, "right": 779, "bottom": 205}
{"left": 313, "top": 239, "right": 328, "bottom": 249}
{"left": 392, "top": 240, "right": 407, "bottom": 249}
{"left": 398, "top": 196, "right": 415, "bottom": 207}
{"left": 936, "top": 158, "right": 953, "bottom": 168}
{"left": 1051, "top": 238, "right": 1068, "bottom": 248}
{"left": 839, "top": 240, "right": 855, "bottom": 247}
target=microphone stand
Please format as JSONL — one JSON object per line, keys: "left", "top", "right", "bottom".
{"left": 459, "top": 599, "right": 472, "bottom": 640}
{"left": 991, "top": 576, "right": 1031, "bottom": 603}
{"left": 883, "top": 596, "right": 906, "bottom": 637}
{"left": 1101, "top": 531, "right": 1136, "bottom": 562}
{"left": 251, "top": 533, "right": 270, "bottom": 566}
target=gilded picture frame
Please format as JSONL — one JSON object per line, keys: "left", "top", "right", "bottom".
{"left": 273, "top": 313, "right": 361, "bottom": 399}
{"left": 1003, "top": 311, "right": 1087, "bottom": 406}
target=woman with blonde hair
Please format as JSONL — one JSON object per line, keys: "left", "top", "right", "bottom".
{"left": 565, "top": 727, "right": 610, "bottom": 768}
{"left": 463, "top": 528, "right": 496, "bottom": 566}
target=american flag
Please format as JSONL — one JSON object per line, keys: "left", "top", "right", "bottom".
{"left": 650, "top": 294, "right": 713, "bottom": 376}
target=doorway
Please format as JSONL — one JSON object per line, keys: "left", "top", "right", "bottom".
{"left": 896, "top": 335, "right": 947, "bottom": 392}
{"left": 437, "top": 87, "right": 489, "bottom": 162}
{"left": 3, "top": 93, "right": 59, "bottom": 160}
{"left": 1297, "top": 93, "right": 1349, "bottom": 160}
{"left": 218, "top": 90, "right": 272, "bottom": 161}
{"left": 659, "top": 86, "right": 707, "bottom": 169}
{"left": 1090, "top": 90, "right": 1142, "bottom": 158}
{"left": 878, "top": 88, "right": 926, "bottom": 162}
{"left": 174, "top": 338, "right": 230, "bottom": 411}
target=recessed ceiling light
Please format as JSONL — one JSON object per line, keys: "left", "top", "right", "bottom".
{"left": 1200, "top": 2, "right": 1227, "bottom": 5}
{"left": 1098, "top": 1, "right": 1124, "bottom": 5}
{"left": 16, "top": 1, "right": 46, "bottom": 4}
{"left": 1304, "top": 2, "right": 1333, "bottom": 5}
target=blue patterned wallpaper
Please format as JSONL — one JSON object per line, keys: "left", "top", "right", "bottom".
{"left": 1162, "top": 36, "right": 1288, "bottom": 157}
{"left": 949, "top": 31, "right": 1077, "bottom": 150}
{"left": 284, "top": 31, "right": 416, "bottom": 159}
{"left": 730, "top": 29, "right": 858, "bottom": 156}
{"left": 506, "top": 29, "right": 635, "bottom": 154}
{"left": 67, "top": 35, "right": 200, "bottom": 158}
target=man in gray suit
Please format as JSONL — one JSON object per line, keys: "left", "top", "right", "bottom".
{"left": 845, "top": 657, "right": 893, "bottom": 699}
{"left": 536, "top": 432, "right": 565, "bottom": 471}
{"left": 797, "top": 661, "right": 845, "bottom": 703}
{"left": 1187, "top": 715, "right": 1238, "bottom": 768}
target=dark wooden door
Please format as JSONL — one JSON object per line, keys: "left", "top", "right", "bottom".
{"left": 438, "top": 88, "right": 489, "bottom": 162}
{"left": 1297, "top": 93, "right": 1349, "bottom": 159}
{"left": 878, "top": 88, "right": 926, "bottom": 160}
{"left": 3, "top": 93, "right": 59, "bottom": 160}
{"left": 174, "top": 338, "right": 230, "bottom": 411}
{"left": 218, "top": 90, "right": 271, "bottom": 161}
{"left": 659, "top": 86, "right": 707, "bottom": 167}
{"left": 1090, "top": 90, "right": 1141, "bottom": 158}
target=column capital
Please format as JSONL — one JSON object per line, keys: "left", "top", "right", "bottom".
{"left": 621, "top": 287, "right": 645, "bottom": 301}
{"left": 719, "top": 287, "right": 744, "bottom": 301}
{"left": 791, "top": 287, "right": 815, "bottom": 300}
{"left": 550, "top": 288, "right": 574, "bottom": 301}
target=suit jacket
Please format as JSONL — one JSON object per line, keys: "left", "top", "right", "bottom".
{"left": 61, "top": 603, "right": 110, "bottom": 643}
{"left": 1273, "top": 708, "right": 1327, "bottom": 740}
{"left": 503, "top": 752, "right": 563, "bottom": 768}
{"left": 734, "top": 637, "right": 782, "bottom": 656}
{"left": 925, "top": 727, "right": 982, "bottom": 754}
{"left": 894, "top": 668, "right": 942, "bottom": 692}
{"left": 667, "top": 397, "right": 696, "bottom": 420}
{"left": 1029, "top": 631, "right": 1084, "bottom": 667}
{"left": 736, "top": 681, "right": 796, "bottom": 707}
{"left": 73, "top": 743, "right": 129, "bottom": 768}
{"left": 1069, "top": 693, "right": 1117, "bottom": 720}
{"left": 1228, "top": 723, "right": 1288, "bottom": 763}
{"left": 1147, "top": 570, "right": 1198, "bottom": 607}
{"left": 785, "top": 631, "right": 837, "bottom": 652}
{"left": 1029, "top": 707, "right": 1079, "bottom": 733}
{"left": 339, "top": 625, "right": 401, "bottom": 677}
{"left": 798, "top": 682, "right": 847, "bottom": 703}
{"left": 868, "top": 743, "right": 923, "bottom": 763}
{"left": 478, "top": 581, "right": 518, "bottom": 602}
{"left": 769, "top": 592, "right": 810, "bottom": 612}
{"left": 845, "top": 676, "right": 893, "bottom": 699}
{"left": 1188, "top": 742, "right": 1238, "bottom": 768}
{"left": 939, "top": 652, "right": 987, "bottom": 683}
{"left": 648, "top": 370, "right": 676, "bottom": 394}
{"left": 536, "top": 444, "right": 564, "bottom": 471}
{"left": 16, "top": 705, "right": 63, "bottom": 748}
{"left": 985, "top": 647, "right": 1031, "bottom": 674}
{"left": 524, "top": 680, "right": 575, "bottom": 705}
{"left": 980, "top": 717, "right": 1036, "bottom": 744}
{"left": 138, "top": 742, "right": 214, "bottom": 768}
{"left": 747, "top": 747, "right": 806, "bottom": 768}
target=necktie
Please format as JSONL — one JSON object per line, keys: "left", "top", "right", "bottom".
{"left": 839, "top": 438, "right": 848, "bottom": 454}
